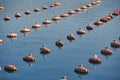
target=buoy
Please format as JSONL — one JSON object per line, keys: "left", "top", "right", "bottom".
{"left": 74, "top": 8, "right": 82, "bottom": 13}
{"left": 0, "top": 6, "right": 4, "bottom": 10}
{"left": 101, "top": 47, "right": 112, "bottom": 56}
{"left": 100, "top": 18, "right": 108, "bottom": 23}
{"left": 52, "top": 16, "right": 61, "bottom": 22}
{"left": 32, "top": 23, "right": 42, "bottom": 30}
{"left": 25, "top": 10, "right": 31, "bottom": 15}
{"left": 59, "top": 76, "right": 67, "bottom": 80}
{"left": 42, "top": 19, "right": 52, "bottom": 26}
{"left": 34, "top": 8, "right": 40, "bottom": 12}
{"left": 23, "top": 54, "right": 35, "bottom": 64}
{"left": 111, "top": 40, "right": 120, "bottom": 48}
{"left": 86, "top": 3, "right": 92, "bottom": 8}
{"left": 112, "top": 12, "right": 119, "bottom": 16}
{"left": 55, "top": 40, "right": 64, "bottom": 47}
{"left": 32, "top": 23, "right": 42, "bottom": 28}
{"left": 4, "top": 16, "right": 10, "bottom": 22}
{"left": 77, "top": 27, "right": 86, "bottom": 35}
{"left": 42, "top": 5, "right": 48, "bottom": 10}
{"left": 40, "top": 45, "right": 51, "bottom": 53}
{"left": 60, "top": 13, "right": 69, "bottom": 18}
{"left": 68, "top": 10, "right": 76, "bottom": 15}
{"left": 89, "top": 54, "right": 101, "bottom": 64}
{"left": 4, "top": 65, "right": 17, "bottom": 73}
{"left": 7, "top": 31, "right": 18, "bottom": 38}
{"left": 80, "top": 6, "right": 88, "bottom": 10}
{"left": 20, "top": 26, "right": 31, "bottom": 33}
{"left": 0, "top": 39, "right": 3, "bottom": 43}
{"left": 74, "top": 65, "right": 88, "bottom": 75}
{"left": 94, "top": 20, "right": 103, "bottom": 26}
{"left": 95, "top": 0, "right": 101, "bottom": 5}
{"left": 15, "top": 13, "right": 21, "bottom": 18}
{"left": 67, "top": 34, "right": 75, "bottom": 41}
{"left": 54, "top": 2, "right": 61, "bottom": 6}
{"left": 107, "top": 14, "right": 114, "bottom": 19}
{"left": 86, "top": 24, "right": 94, "bottom": 30}
{"left": 90, "top": 2, "right": 96, "bottom": 5}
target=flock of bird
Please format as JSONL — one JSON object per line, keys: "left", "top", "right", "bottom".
{"left": 0, "top": 0, "right": 120, "bottom": 80}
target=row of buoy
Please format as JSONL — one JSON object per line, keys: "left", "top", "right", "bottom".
{"left": 3, "top": 0, "right": 101, "bottom": 24}
{"left": 2, "top": 2, "right": 61, "bottom": 21}
{"left": 74, "top": 37, "right": 120, "bottom": 75}
{"left": 1, "top": 0, "right": 102, "bottom": 43}
{"left": 3, "top": 41, "right": 117, "bottom": 74}
{"left": 94, "top": 9, "right": 120, "bottom": 26}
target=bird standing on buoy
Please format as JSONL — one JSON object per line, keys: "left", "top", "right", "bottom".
{"left": 55, "top": 40, "right": 64, "bottom": 48}
{"left": 40, "top": 44, "right": 51, "bottom": 53}
{"left": 42, "top": 19, "right": 52, "bottom": 26}
{"left": 42, "top": 5, "right": 48, "bottom": 10}
{"left": 52, "top": 15, "right": 61, "bottom": 23}
{"left": 25, "top": 10, "right": 31, "bottom": 15}
{"left": 60, "top": 13, "right": 69, "bottom": 19}
{"left": 20, "top": 26, "right": 31, "bottom": 33}
{"left": 86, "top": 24, "right": 94, "bottom": 31}
{"left": 15, "top": 13, "right": 21, "bottom": 19}
{"left": 94, "top": 20, "right": 103, "bottom": 26}
{"left": 4, "top": 16, "right": 10, "bottom": 22}
{"left": 67, "top": 34, "right": 75, "bottom": 41}
{"left": 7, "top": 31, "right": 18, "bottom": 38}
{"left": 76, "top": 27, "right": 86, "bottom": 35}
{"left": 74, "top": 65, "right": 88, "bottom": 75}
{"left": 68, "top": 10, "right": 76, "bottom": 15}
{"left": 111, "top": 40, "right": 120, "bottom": 48}
{"left": 23, "top": 54, "right": 35, "bottom": 66}
{"left": 54, "top": 2, "right": 61, "bottom": 7}
{"left": 89, "top": 54, "right": 102, "bottom": 64}
{"left": 34, "top": 8, "right": 40, "bottom": 12}
{"left": 74, "top": 8, "right": 82, "bottom": 13}
{"left": 101, "top": 47, "right": 112, "bottom": 56}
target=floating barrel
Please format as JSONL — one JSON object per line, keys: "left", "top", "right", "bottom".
{"left": 89, "top": 54, "right": 101, "bottom": 64}
{"left": 23, "top": 54, "right": 35, "bottom": 62}
{"left": 4, "top": 65, "right": 17, "bottom": 73}
{"left": 74, "top": 65, "right": 88, "bottom": 75}
{"left": 101, "top": 47, "right": 112, "bottom": 56}
{"left": 77, "top": 27, "right": 86, "bottom": 35}
{"left": 68, "top": 10, "right": 76, "bottom": 15}
{"left": 7, "top": 31, "right": 18, "bottom": 38}
{"left": 67, "top": 34, "right": 75, "bottom": 41}
{"left": 86, "top": 24, "right": 94, "bottom": 30}
{"left": 55, "top": 40, "right": 64, "bottom": 47}
{"left": 4, "top": 16, "right": 10, "bottom": 22}
{"left": 40, "top": 45, "right": 51, "bottom": 53}
{"left": 20, "top": 26, "right": 31, "bottom": 33}
{"left": 111, "top": 40, "right": 120, "bottom": 48}
{"left": 25, "top": 10, "right": 31, "bottom": 15}
{"left": 60, "top": 13, "right": 69, "bottom": 18}
{"left": 42, "top": 5, "right": 48, "bottom": 10}
{"left": 94, "top": 20, "right": 103, "bottom": 26}
{"left": 34, "top": 8, "right": 40, "bottom": 12}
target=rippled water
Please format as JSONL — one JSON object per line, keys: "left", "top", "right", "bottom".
{"left": 0, "top": 0, "right": 120, "bottom": 80}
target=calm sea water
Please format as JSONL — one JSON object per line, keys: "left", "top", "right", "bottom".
{"left": 0, "top": 0, "right": 120, "bottom": 80}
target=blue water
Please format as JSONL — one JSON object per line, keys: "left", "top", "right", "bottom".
{"left": 0, "top": 0, "right": 120, "bottom": 80}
